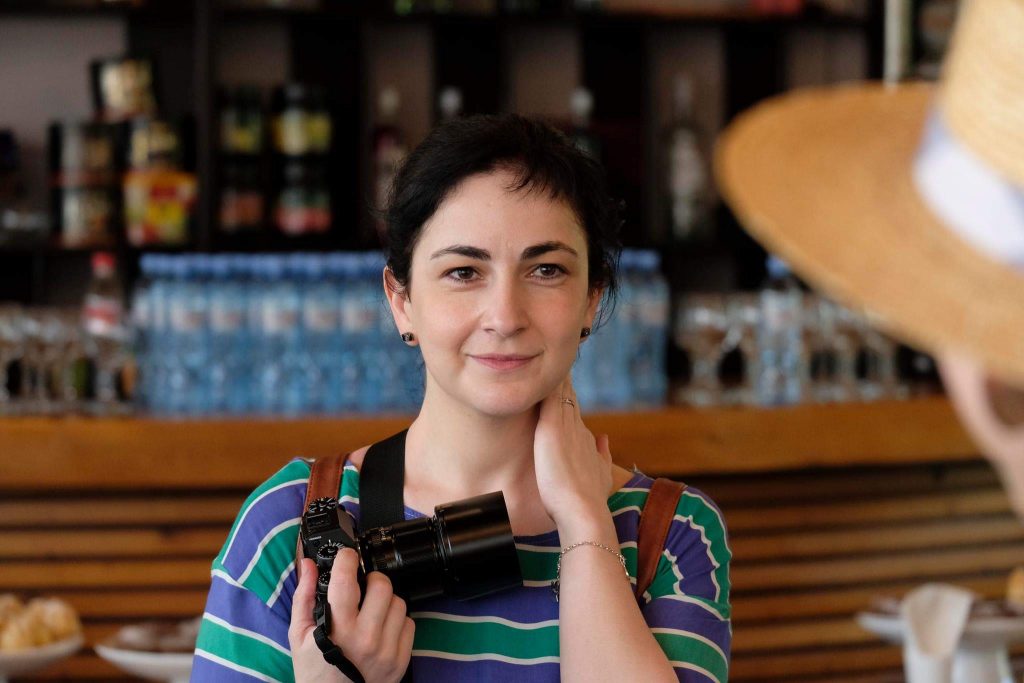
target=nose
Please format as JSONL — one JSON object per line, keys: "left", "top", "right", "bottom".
{"left": 481, "top": 276, "right": 529, "bottom": 338}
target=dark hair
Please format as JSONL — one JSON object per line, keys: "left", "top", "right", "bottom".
{"left": 382, "top": 113, "right": 623, "bottom": 330}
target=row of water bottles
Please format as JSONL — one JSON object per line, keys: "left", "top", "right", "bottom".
{"left": 133, "top": 252, "right": 425, "bottom": 416}
{"left": 573, "top": 249, "right": 670, "bottom": 409}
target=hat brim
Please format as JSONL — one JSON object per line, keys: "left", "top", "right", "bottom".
{"left": 715, "top": 82, "right": 1024, "bottom": 386}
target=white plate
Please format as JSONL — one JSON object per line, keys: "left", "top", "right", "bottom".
{"left": 857, "top": 611, "right": 1024, "bottom": 649}
{"left": 95, "top": 644, "right": 194, "bottom": 682}
{"left": 0, "top": 633, "right": 84, "bottom": 679}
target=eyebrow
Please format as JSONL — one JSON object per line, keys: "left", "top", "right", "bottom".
{"left": 429, "top": 241, "right": 579, "bottom": 261}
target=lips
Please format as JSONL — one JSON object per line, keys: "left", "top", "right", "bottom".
{"left": 471, "top": 354, "right": 537, "bottom": 370}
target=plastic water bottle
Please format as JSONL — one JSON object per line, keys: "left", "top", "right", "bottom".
{"left": 757, "top": 255, "right": 803, "bottom": 406}
{"left": 301, "top": 254, "right": 338, "bottom": 414}
{"left": 207, "top": 255, "right": 249, "bottom": 415}
{"left": 631, "top": 250, "right": 670, "bottom": 407}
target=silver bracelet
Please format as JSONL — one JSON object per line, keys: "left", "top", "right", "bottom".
{"left": 550, "top": 540, "right": 629, "bottom": 602}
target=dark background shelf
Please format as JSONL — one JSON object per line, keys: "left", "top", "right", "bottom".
{"left": 0, "top": 0, "right": 885, "bottom": 306}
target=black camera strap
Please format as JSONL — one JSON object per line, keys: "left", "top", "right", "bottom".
{"left": 359, "top": 428, "right": 410, "bottom": 532}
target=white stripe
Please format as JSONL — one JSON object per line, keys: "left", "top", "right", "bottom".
{"left": 652, "top": 593, "right": 728, "bottom": 621}
{"left": 211, "top": 569, "right": 246, "bottom": 590}
{"left": 522, "top": 577, "right": 637, "bottom": 589}
{"left": 682, "top": 490, "right": 733, "bottom": 556}
{"left": 409, "top": 611, "right": 558, "bottom": 629}
{"left": 612, "top": 505, "right": 642, "bottom": 517}
{"left": 651, "top": 627, "right": 728, "bottom": 666}
{"left": 673, "top": 513, "right": 722, "bottom": 602}
{"left": 221, "top": 478, "right": 307, "bottom": 562}
{"left": 202, "top": 612, "right": 291, "bottom": 657}
{"left": 237, "top": 518, "right": 301, "bottom": 585}
{"left": 194, "top": 648, "right": 285, "bottom": 682}
{"left": 412, "top": 649, "right": 560, "bottom": 665}
{"left": 266, "top": 560, "right": 296, "bottom": 609}
{"left": 670, "top": 659, "right": 722, "bottom": 683}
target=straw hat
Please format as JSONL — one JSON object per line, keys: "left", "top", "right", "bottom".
{"left": 714, "top": 0, "right": 1024, "bottom": 386}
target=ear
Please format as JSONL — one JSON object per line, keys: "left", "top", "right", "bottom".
{"left": 584, "top": 286, "right": 605, "bottom": 331}
{"left": 383, "top": 266, "right": 414, "bottom": 336}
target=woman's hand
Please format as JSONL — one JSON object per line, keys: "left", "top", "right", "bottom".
{"left": 533, "top": 373, "right": 614, "bottom": 530}
{"left": 289, "top": 549, "right": 415, "bottom": 683}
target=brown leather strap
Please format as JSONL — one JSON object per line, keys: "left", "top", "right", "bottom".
{"left": 295, "top": 453, "right": 349, "bottom": 567}
{"left": 635, "top": 477, "right": 687, "bottom": 601}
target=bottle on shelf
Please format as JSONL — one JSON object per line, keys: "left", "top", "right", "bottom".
{"left": 757, "top": 255, "right": 804, "bottom": 406}
{"left": 569, "top": 87, "right": 601, "bottom": 161}
{"left": 438, "top": 86, "right": 464, "bottom": 123}
{"left": 665, "top": 74, "right": 711, "bottom": 243}
{"left": 82, "top": 251, "right": 130, "bottom": 415}
{"left": 373, "top": 86, "right": 408, "bottom": 242}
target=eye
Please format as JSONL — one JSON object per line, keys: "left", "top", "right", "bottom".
{"left": 533, "top": 264, "right": 568, "bottom": 280}
{"left": 443, "top": 266, "right": 478, "bottom": 284}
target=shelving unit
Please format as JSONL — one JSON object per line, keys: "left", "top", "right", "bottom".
{"left": 0, "top": 0, "right": 884, "bottom": 306}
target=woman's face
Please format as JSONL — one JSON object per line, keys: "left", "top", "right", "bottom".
{"left": 385, "top": 168, "right": 603, "bottom": 418}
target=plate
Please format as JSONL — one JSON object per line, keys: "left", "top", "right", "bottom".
{"left": 857, "top": 611, "right": 1024, "bottom": 649}
{"left": 94, "top": 644, "right": 194, "bottom": 682}
{"left": 0, "top": 634, "right": 84, "bottom": 679}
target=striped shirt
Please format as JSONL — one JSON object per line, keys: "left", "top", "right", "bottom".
{"left": 192, "top": 456, "right": 732, "bottom": 682}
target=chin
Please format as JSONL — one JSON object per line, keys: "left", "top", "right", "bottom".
{"left": 463, "top": 382, "right": 550, "bottom": 417}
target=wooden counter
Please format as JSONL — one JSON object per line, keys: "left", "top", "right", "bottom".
{"left": 0, "top": 395, "right": 979, "bottom": 490}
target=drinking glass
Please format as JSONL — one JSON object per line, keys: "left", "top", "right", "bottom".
{"left": 674, "top": 294, "right": 729, "bottom": 407}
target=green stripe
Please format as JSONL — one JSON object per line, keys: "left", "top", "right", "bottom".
{"left": 213, "top": 459, "right": 311, "bottom": 571}
{"left": 197, "top": 616, "right": 294, "bottom": 682}
{"left": 412, "top": 616, "right": 559, "bottom": 659}
{"left": 241, "top": 520, "right": 301, "bottom": 602}
{"left": 654, "top": 630, "right": 729, "bottom": 683}
{"left": 516, "top": 545, "right": 639, "bottom": 583}
{"left": 676, "top": 492, "right": 732, "bottom": 604}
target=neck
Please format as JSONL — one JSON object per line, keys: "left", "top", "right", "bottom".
{"left": 405, "top": 381, "right": 541, "bottom": 500}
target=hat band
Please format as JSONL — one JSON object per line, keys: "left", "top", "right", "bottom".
{"left": 913, "top": 107, "right": 1024, "bottom": 268}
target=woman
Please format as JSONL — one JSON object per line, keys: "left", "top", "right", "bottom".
{"left": 192, "top": 115, "right": 731, "bottom": 682}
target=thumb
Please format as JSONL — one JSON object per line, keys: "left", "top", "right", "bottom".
{"left": 288, "top": 557, "right": 318, "bottom": 646}
{"left": 598, "top": 433, "right": 611, "bottom": 459}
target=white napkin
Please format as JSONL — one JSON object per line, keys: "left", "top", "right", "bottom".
{"left": 900, "top": 583, "right": 974, "bottom": 683}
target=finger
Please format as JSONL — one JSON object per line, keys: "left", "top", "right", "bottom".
{"left": 564, "top": 374, "right": 581, "bottom": 420}
{"left": 396, "top": 617, "right": 416, "bottom": 670}
{"left": 288, "top": 558, "right": 318, "bottom": 646}
{"left": 597, "top": 433, "right": 612, "bottom": 460}
{"left": 326, "top": 547, "right": 363, "bottom": 626}
{"left": 355, "top": 571, "right": 399, "bottom": 637}
{"left": 378, "top": 596, "right": 411, "bottom": 660}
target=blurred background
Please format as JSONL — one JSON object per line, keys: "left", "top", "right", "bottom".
{"left": 5, "top": 1, "right": 1022, "bottom": 682}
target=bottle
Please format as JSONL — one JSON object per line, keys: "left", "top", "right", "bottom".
{"left": 438, "top": 87, "right": 463, "bottom": 123}
{"left": 569, "top": 87, "right": 601, "bottom": 161}
{"left": 82, "top": 251, "right": 127, "bottom": 413}
{"left": 373, "top": 87, "right": 407, "bottom": 242}
{"left": 631, "top": 250, "right": 670, "bottom": 407}
{"left": 207, "top": 254, "right": 249, "bottom": 416}
{"left": 301, "top": 254, "right": 338, "bottom": 415}
{"left": 757, "top": 256, "right": 804, "bottom": 406}
{"left": 666, "top": 74, "right": 709, "bottom": 242}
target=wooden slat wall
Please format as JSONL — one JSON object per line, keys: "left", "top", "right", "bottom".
{"left": 681, "top": 461, "right": 1024, "bottom": 682}
{"left": 4, "top": 460, "right": 1024, "bottom": 681}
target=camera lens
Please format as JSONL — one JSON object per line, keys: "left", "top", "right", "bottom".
{"left": 435, "top": 491, "right": 522, "bottom": 600}
{"left": 359, "top": 491, "right": 521, "bottom": 603}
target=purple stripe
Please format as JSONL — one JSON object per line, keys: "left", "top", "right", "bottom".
{"left": 643, "top": 597, "right": 730, "bottom": 634}
{"left": 222, "top": 483, "right": 307, "bottom": 577}
{"left": 411, "top": 654, "right": 560, "bottom": 682}
{"left": 203, "top": 574, "right": 291, "bottom": 649}
{"left": 675, "top": 665, "right": 720, "bottom": 683}
{"left": 190, "top": 654, "right": 282, "bottom": 683}
{"left": 411, "top": 583, "right": 562, "bottom": 622}
{"left": 664, "top": 522, "right": 720, "bottom": 599}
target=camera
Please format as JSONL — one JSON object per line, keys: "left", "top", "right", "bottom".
{"left": 300, "top": 491, "right": 523, "bottom": 605}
